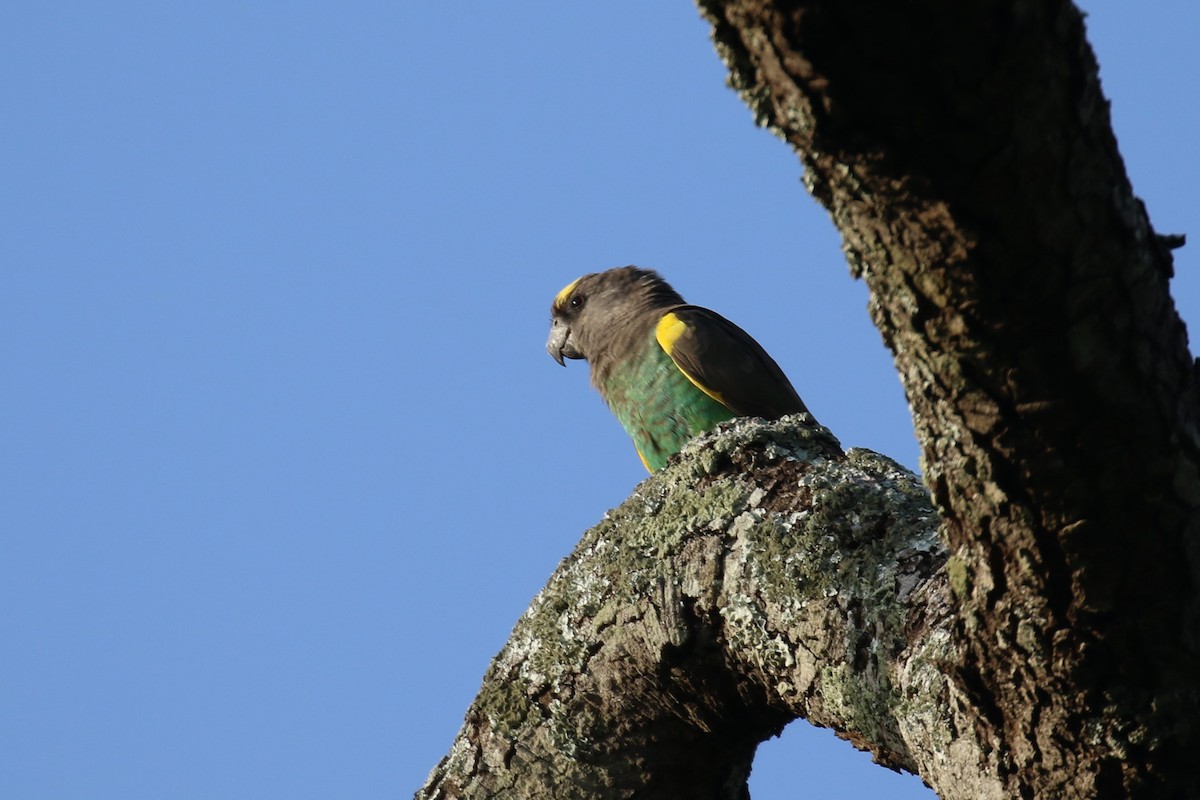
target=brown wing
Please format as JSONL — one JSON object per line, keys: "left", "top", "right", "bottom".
{"left": 655, "top": 305, "right": 809, "bottom": 419}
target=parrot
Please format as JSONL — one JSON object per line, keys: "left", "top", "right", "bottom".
{"left": 546, "top": 265, "right": 811, "bottom": 471}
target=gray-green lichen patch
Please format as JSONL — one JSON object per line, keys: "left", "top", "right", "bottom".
{"left": 895, "top": 624, "right": 956, "bottom": 739}
{"left": 698, "top": 422, "right": 944, "bottom": 769}
{"left": 819, "top": 659, "right": 901, "bottom": 749}
{"left": 438, "top": 414, "right": 947, "bottom": 793}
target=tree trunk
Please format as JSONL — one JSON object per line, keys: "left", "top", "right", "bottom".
{"left": 418, "top": 1, "right": 1200, "bottom": 797}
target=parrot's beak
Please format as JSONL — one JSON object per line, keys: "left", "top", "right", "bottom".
{"left": 547, "top": 318, "right": 582, "bottom": 366}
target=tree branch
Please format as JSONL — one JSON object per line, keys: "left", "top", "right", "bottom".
{"left": 418, "top": 417, "right": 1006, "bottom": 799}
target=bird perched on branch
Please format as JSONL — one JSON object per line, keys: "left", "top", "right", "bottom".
{"left": 547, "top": 266, "right": 811, "bottom": 471}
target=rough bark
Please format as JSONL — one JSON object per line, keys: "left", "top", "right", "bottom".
{"left": 696, "top": 0, "right": 1200, "bottom": 797}
{"left": 419, "top": 1, "right": 1200, "bottom": 798}
{"left": 419, "top": 416, "right": 989, "bottom": 799}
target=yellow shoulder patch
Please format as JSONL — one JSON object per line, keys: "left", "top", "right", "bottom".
{"left": 553, "top": 277, "right": 582, "bottom": 311}
{"left": 655, "top": 311, "right": 728, "bottom": 407}
{"left": 655, "top": 311, "right": 688, "bottom": 355}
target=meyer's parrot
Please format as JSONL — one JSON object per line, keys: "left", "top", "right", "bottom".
{"left": 547, "top": 265, "right": 811, "bottom": 471}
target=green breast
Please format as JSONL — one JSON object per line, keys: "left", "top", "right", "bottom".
{"left": 600, "top": 333, "right": 734, "bottom": 471}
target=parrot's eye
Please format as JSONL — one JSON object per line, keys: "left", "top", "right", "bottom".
{"left": 569, "top": 294, "right": 586, "bottom": 311}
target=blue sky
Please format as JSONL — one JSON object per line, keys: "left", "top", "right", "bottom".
{"left": 2, "top": 3, "right": 1196, "bottom": 798}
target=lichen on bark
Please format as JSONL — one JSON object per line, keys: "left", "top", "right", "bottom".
{"left": 418, "top": 416, "right": 981, "bottom": 799}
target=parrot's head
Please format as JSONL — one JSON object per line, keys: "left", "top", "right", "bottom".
{"left": 547, "top": 266, "right": 685, "bottom": 367}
